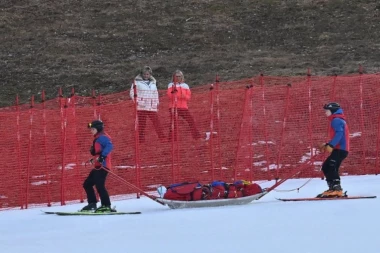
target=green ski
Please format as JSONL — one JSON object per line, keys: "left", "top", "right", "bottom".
{"left": 42, "top": 211, "right": 141, "bottom": 215}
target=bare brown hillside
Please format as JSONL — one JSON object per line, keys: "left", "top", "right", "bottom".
{"left": 1, "top": 0, "right": 380, "bottom": 107}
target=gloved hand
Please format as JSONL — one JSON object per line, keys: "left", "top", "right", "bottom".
{"left": 319, "top": 143, "right": 333, "bottom": 153}
{"left": 97, "top": 156, "right": 106, "bottom": 163}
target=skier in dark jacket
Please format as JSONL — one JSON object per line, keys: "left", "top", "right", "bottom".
{"left": 317, "top": 102, "right": 350, "bottom": 198}
{"left": 81, "top": 120, "right": 115, "bottom": 212}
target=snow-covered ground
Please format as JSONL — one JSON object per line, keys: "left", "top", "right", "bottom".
{"left": 1, "top": 175, "right": 380, "bottom": 253}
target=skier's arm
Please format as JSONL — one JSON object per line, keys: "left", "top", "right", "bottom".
{"left": 96, "top": 136, "right": 113, "bottom": 157}
{"left": 167, "top": 83, "right": 177, "bottom": 101}
{"left": 181, "top": 83, "right": 191, "bottom": 100}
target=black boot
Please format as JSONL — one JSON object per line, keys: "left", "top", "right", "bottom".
{"left": 80, "top": 203, "right": 97, "bottom": 212}
{"left": 332, "top": 179, "right": 342, "bottom": 191}
{"left": 332, "top": 184, "right": 342, "bottom": 191}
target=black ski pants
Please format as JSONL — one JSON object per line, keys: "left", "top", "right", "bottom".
{"left": 321, "top": 149, "right": 348, "bottom": 184}
{"left": 83, "top": 168, "right": 111, "bottom": 206}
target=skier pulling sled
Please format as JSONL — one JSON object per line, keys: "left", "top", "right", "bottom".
{"left": 156, "top": 180, "right": 267, "bottom": 209}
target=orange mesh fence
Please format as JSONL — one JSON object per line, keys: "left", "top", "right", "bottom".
{"left": 0, "top": 73, "right": 379, "bottom": 210}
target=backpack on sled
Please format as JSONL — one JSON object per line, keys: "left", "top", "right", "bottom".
{"left": 233, "top": 180, "right": 263, "bottom": 197}
{"left": 163, "top": 182, "right": 210, "bottom": 201}
{"left": 162, "top": 180, "right": 263, "bottom": 201}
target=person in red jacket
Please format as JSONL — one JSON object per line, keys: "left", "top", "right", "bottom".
{"left": 81, "top": 120, "right": 115, "bottom": 213}
{"left": 167, "top": 70, "right": 201, "bottom": 141}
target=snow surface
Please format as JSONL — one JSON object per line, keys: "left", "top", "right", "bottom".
{"left": 1, "top": 175, "right": 380, "bottom": 253}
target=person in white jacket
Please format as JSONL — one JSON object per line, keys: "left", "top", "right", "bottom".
{"left": 130, "top": 66, "right": 165, "bottom": 143}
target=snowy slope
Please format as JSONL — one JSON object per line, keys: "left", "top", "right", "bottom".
{"left": 1, "top": 175, "right": 379, "bottom": 253}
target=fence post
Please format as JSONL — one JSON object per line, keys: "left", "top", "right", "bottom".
{"left": 259, "top": 74, "right": 271, "bottom": 180}
{"left": 215, "top": 75, "right": 223, "bottom": 178}
{"left": 209, "top": 81, "right": 215, "bottom": 180}
{"left": 275, "top": 84, "right": 292, "bottom": 180}
{"left": 41, "top": 90, "right": 51, "bottom": 206}
{"left": 358, "top": 66, "right": 367, "bottom": 175}
{"left": 132, "top": 80, "right": 141, "bottom": 198}
{"left": 233, "top": 85, "right": 251, "bottom": 180}
{"left": 59, "top": 88, "right": 67, "bottom": 205}
{"left": 307, "top": 69, "right": 314, "bottom": 158}
{"left": 15, "top": 95, "right": 24, "bottom": 209}
{"left": 25, "top": 95, "right": 34, "bottom": 209}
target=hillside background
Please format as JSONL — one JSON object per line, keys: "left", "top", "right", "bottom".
{"left": 1, "top": 0, "right": 380, "bottom": 107}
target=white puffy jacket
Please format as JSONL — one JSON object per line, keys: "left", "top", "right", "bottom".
{"left": 130, "top": 75, "right": 159, "bottom": 112}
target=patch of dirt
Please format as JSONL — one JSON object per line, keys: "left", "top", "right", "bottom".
{"left": 1, "top": 0, "right": 380, "bottom": 107}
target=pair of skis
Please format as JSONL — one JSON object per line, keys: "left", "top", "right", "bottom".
{"left": 277, "top": 194, "right": 376, "bottom": 202}
{"left": 42, "top": 206, "right": 141, "bottom": 216}
{"left": 43, "top": 211, "right": 141, "bottom": 216}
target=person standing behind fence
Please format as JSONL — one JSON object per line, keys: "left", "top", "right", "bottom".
{"left": 167, "top": 70, "right": 201, "bottom": 141}
{"left": 130, "top": 66, "right": 165, "bottom": 143}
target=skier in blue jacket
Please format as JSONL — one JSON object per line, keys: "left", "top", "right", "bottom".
{"left": 317, "top": 102, "right": 350, "bottom": 198}
{"left": 81, "top": 120, "right": 115, "bottom": 213}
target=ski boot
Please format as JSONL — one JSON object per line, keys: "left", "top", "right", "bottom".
{"left": 80, "top": 203, "right": 97, "bottom": 212}
{"left": 316, "top": 181, "right": 333, "bottom": 198}
{"left": 95, "top": 205, "right": 117, "bottom": 213}
{"left": 317, "top": 183, "right": 346, "bottom": 198}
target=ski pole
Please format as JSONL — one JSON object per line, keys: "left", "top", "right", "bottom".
{"left": 100, "top": 166, "right": 166, "bottom": 206}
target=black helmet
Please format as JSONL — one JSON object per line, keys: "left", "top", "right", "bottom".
{"left": 88, "top": 120, "right": 104, "bottom": 132}
{"left": 323, "top": 102, "right": 341, "bottom": 113}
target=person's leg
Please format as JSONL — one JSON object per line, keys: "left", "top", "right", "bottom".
{"left": 178, "top": 109, "right": 201, "bottom": 140}
{"left": 321, "top": 156, "right": 333, "bottom": 191}
{"left": 138, "top": 111, "right": 148, "bottom": 142}
{"left": 149, "top": 112, "right": 166, "bottom": 140}
{"left": 319, "top": 149, "right": 348, "bottom": 197}
{"left": 93, "top": 169, "right": 111, "bottom": 207}
{"left": 328, "top": 150, "right": 348, "bottom": 190}
{"left": 82, "top": 169, "right": 97, "bottom": 210}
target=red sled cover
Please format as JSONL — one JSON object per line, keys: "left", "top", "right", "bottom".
{"left": 164, "top": 182, "right": 205, "bottom": 201}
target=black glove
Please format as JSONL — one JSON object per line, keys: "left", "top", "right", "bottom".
{"left": 98, "top": 155, "right": 106, "bottom": 163}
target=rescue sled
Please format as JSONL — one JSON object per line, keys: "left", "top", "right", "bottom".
{"left": 156, "top": 192, "right": 266, "bottom": 209}
{"left": 155, "top": 180, "right": 267, "bottom": 209}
